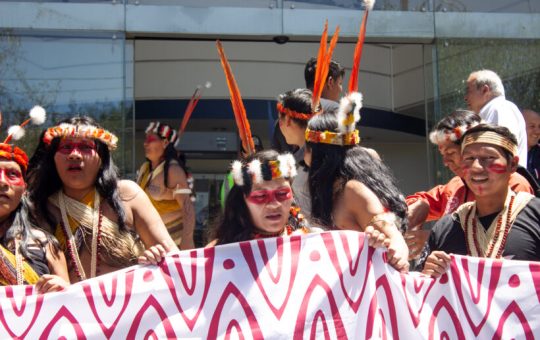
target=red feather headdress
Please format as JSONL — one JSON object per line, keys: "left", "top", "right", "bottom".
{"left": 312, "top": 21, "right": 340, "bottom": 112}
{"left": 216, "top": 40, "right": 255, "bottom": 155}
{"left": 348, "top": 0, "right": 375, "bottom": 93}
{"left": 174, "top": 82, "right": 211, "bottom": 148}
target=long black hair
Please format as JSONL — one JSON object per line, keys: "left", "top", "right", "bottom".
{"left": 26, "top": 116, "right": 127, "bottom": 232}
{"left": 306, "top": 113, "right": 407, "bottom": 230}
{"left": 1, "top": 197, "right": 61, "bottom": 262}
{"left": 213, "top": 149, "right": 289, "bottom": 245}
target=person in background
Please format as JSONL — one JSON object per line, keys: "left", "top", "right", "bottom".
{"left": 522, "top": 109, "right": 540, "bottom": 182}
{"left": 271, "top": 57, "right": 345, "bottom": 153}
{"left": 137, "top": 121, "right": 195, "bottom": 250}
{"left": 276, "top": 88, "right": 319, "bottom": 220}
{"left": 464, "top": 69, "right": 527, "bottom": 167}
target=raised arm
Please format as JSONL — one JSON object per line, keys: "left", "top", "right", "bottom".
{"left": 343, "top": 180, "right": 409, "bottom": 272}
{"left": 118, "top": 180, "right": 178, "bottom": 254}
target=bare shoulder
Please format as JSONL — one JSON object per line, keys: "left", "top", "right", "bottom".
{"left": 343, "top": 179, "right": 380, "bottom": 208}
{"left": 167, "top": 163, "right": 188, "bottom": 186}
{"left": 118, "top": 179, "right": 145, "bottom": 201}
{"left": 344, "top": 179, "right": 370, "bottom": 198}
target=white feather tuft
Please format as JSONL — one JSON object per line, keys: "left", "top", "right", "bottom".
{"left": 8, "top": 125, "right": 25, "bottom": 141}
{"left": 364, "top": 0, "right": 375, "bottom": 11}
{"left": 29, "top": 105, "right": 46, "bottom": 125}
{"left": 248, "top": 159, "right": 263, "bottom": 184}
{"left": 337, "top": 92, "right": 362, "bottom": 134}
{"left": 350, "top": 92, "right": 363, "bottom": 124}
{"left": 278, "top": 153, "right": 297, "bottom": 179}
{"left": 231, "top": 161, "right": 244, "bottom": 186}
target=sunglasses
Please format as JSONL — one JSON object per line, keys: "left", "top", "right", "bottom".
{"left": 246, "top": 187, "right": 292, "bottom": 205}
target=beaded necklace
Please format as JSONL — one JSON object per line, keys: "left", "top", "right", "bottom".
{"left": 14, "top": 239, "right": 23, "bottom": 285}
{"left": 59, "top": 191, "right": 102, "bottom": 281}
{"left": 463, "top": 195, "right": 515, "bottom": 258}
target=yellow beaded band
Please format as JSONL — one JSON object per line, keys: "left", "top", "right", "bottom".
{"left": 43, "top": 123, "right": 118, "bottom": 150}
{"left": 305, "top": 128, "right": 360, "bottom": 146}
{"left": 461, "top": 131, "right": 517, "bottom": 156}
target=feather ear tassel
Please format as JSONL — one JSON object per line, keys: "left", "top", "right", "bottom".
{"left": 231, "top": 160, "right": 245, "bottom": 186}
{"left": 175, "top": 82, "right": 212, "bottom": 148}
{"left": 216, "top": 40, "right": 255, "bottom": 155}
{"left": 337, "top": 92, "right": 362, "bottom": 134}
{"left": 348, "top": 0, "right": 375, "bottom": 94}
{"left": 4, "top": 105, "right": 47, "bottom": 143}
{"left": 312, "top": 21, "right": 340, "bottom": 113}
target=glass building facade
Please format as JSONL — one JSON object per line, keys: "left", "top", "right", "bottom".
{"left": 1, "top": 0, "right": 539, "bottom": 240}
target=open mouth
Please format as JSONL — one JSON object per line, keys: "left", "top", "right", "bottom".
{"left": 470, "top": 175, "right": 488, "bottom": 184}
{"left": 67, "top": 165, "right": 83, "bottom": 172}
{"left": 265, "top": 213, "right": 282, "bottom": 221}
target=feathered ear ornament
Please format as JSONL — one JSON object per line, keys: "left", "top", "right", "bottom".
{"left": 337, "top": 92, "right": 362, "bottom": 134}
{"left": 4, "top": 105, "right": 47, "bottom": 143}
{"left": 174, "top": 81, "right": 212, "bottom": 150}
{"left": 216, "top": 40, "right": 255, "bottom": 155}
{"left": 348, "top": 0, "right": 375, "bottom": 94}
{"left": 312, "top": 20, "right": 340, "bottom": 113}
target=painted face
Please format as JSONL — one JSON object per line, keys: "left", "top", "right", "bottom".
{"left": 0, "top": 160, "right": 25, "bottom": 221}
{"left": 54, "top": 137, "right": 102, "bottom": 195}
{"left": 461, "top": 143, "right": 516, "bottom": 198}
{"left": 245, "top": 177, "right": 293, "bottom": 234}
{"left": 57, "top": 140, "right": 97, "bottom": 155}
{"left": 464, "top": 77, "right": 487, "bottom": 113}
{"left": 523, "top": 110, "right": 540, "bottom": 149}
{"left": 143, "top": 133, "right": 167, "bottom": 162}
{"left": 438, "top": 140, "right": 462, "bottom": 176}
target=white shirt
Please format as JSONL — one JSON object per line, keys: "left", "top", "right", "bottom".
{"left": 479, "top": 95, "right": 527, "bottom": 167}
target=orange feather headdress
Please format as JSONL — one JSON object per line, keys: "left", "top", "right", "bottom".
{"left": 174, "top": 81, "right": 212, "bottom": 149}
{"left": 216, "top": 40, "right": 255, "bottom": 155}
{"left": 311, "top": 21, "right": 340, "bottom": 112}
{"left": 348, "top": 0, "right": 375, "bottom": 94}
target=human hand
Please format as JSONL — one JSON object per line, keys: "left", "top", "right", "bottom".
{"left": 421, "top": 251, "right": 451, "bottom": 278}
{"left": 404, "top": 228, "right": 430, "bottom": 260}
{"left": 407, "top": 200, "right": 430, "bottom": 229}
{"left": 364, "top": 225, "right": 390, "bottom": 248}
{"left": 386, "top": 232, "right": 410, "bottom": 273}
{"left": 35, "top": 274, "right": 70, "bottom": 294}
{"left": 138, "top": 244, "right": 168, "bottom": 265}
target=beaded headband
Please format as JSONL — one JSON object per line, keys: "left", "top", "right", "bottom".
{"left": 145, "top": 121, "right": 178, "bottom": 144}
{"left": 0, "top": 144, "right": 29, "bottom": 173}
{"left": 276, "top": 102, "right": 320, "bottom": 121}
{"left": 43, "top": 123, "right": 118, "bottom": 150}
{"left": 461, "top": 131, "right": 518, "bottom": 156}
{"left": 305, "top": 92, "right": 362, "bottom": 146}
{"left": 231, "top": 153, "right": 297, "bottom": 187}
{"left": 429, "top": 121, "right": 481, "bottom": 145}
